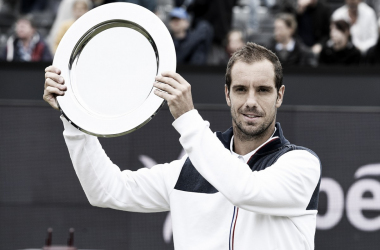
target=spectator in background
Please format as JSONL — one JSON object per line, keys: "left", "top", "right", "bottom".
{"left": 229, "top": 0, "right": 259, "bottom": 40}
{"left": 208, "top": 29, "right": 245, "bottom": 65}
{"left": 1, "top": 15, "right": 52, "bottom": 62}
{"left": 268, "top": 13, "right": 316, "bottom": 67}
{"left": 319, "top": 20, "right": 361, "bottom": 66}
{"left": 169, "top": 7, "right": 213, "bottom": 65}
{"left": 54, "top": 0, "right": 91, "bottom": 53}
{"left": 226, "top": 30, "right": 245, "bottom": 57}
{"left": 332, "top": 0, "right": 378, "bottom": 54}
{"left": 293, "top": 0, "right": 330, "bottom": 55}
{"left": 187, "top": 0, "right": 237, "bottom": 51}
{"left": 48, "top": 0, "right": 77, "bottom": 53}
{"left": 365, "top": 18, "right": 380, "bottom": 65}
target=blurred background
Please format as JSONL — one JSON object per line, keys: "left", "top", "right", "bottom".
{"left": 0, "top": 0, "right": 379, "bottom": 249}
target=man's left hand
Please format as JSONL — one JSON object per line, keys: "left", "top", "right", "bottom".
{"left": 154, "top": 71, "right": 194, "bottom": 119}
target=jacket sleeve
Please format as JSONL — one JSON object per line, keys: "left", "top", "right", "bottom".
{"left": 353, "top": 9, "right": 379, "bottom": 53}
{"left": 62, "top": 116, "right": 183, "bottom": 213}
{"left": 173, "top": 110, "right": 321, "bottom": 216}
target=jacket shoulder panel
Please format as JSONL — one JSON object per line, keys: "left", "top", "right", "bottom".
{"left": 174, "top": 157, "right": 218, "bottom": 194}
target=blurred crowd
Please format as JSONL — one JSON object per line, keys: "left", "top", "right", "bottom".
{"left": 0, "top": 0, "right": 379, "bottom": 66}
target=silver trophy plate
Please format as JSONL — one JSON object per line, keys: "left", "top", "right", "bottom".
{"left": 53, "top": 3, "right": 176, "bottom": 137}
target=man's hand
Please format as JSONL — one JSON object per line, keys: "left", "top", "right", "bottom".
{"left": 154, "top": 71, "right": 194, "bottom": 119}
{"left": 43, "top": 66, "right": 67, "bottom": 110}
{"left": 312, "top": 43, "right": 322, "bottom": 55}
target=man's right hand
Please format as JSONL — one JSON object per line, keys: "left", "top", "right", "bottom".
{"left": 43, "top": 66, "right": 67, "bottom": 110}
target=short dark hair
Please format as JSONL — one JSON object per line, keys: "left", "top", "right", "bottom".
{"left": 275, "top": 13, "right": 297, "bottom": 32}
{"left": 332, "top": 19, "right": 351, "bottom": 34}
{"left": 225, "top": 42, "right": 283, "bottom": 91}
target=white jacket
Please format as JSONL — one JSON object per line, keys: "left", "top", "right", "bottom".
{"left": 62, "top": 110, "right": 321, "bottom": 250}
{"left": 332, "top": 2, "right": 379, "bottom": 54}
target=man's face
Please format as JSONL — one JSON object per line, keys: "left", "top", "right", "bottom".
{"left": 227, "top": 32, "right": 245, "bottom": 55}
{"left": 274, "top": 19, "right": 293, "bottom": 44}
{"left": 330, "top": 25, "right": 348, "bottom": 50}
{"left": 16, "top": 20, "right": 35, "bottom": 40}
{"left": 169, "top": 17, "right": 189, "bottom": 34}
{"left": 225, "top": 60, "right": 285, "bottom": 140}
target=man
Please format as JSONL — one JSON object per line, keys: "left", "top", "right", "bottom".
{"left": 293, "top": 0, "right": 331, "bottom": 55}
{"left": 209, "top": 29, "right": 245, "bottom": 66}
{"left": 268, "top": 13, "right": 316, "bottom": 67}
{"left": 43, "top": 43, "right": 321, "bottom": 249}
{"left": 226, "top": 30, "right": 245, "bottom": 56}
{"left": 332, "top": 0, "right": 378, "bottom": 54}
{"left": 2, "top": 15, "right": 52, "bottom": 62}
{"left": 319, "top": 20, "right": 361, "bottom": 65}
{"left": 187, "top": 0, "right": 237, "bottom": 47}
{"left": 168, "top": 7, "right": 213, "bottom": 65}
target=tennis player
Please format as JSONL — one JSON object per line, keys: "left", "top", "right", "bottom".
{"left": 43, "top": 42, "right": 321, "bottom": 250}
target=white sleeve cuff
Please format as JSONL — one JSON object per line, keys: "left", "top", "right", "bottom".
{"left": 172, "top": 109, "right": 207, "bottom": 135}
{"left": 60, "top": 115, "right": 86, "bottom": 136}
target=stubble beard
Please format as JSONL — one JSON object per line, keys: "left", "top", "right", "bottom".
{"left": 231, "top": 106, "right": 276, "bottom": 142}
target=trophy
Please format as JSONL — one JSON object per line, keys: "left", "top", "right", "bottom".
{"left": 54, "top": 3, "right": 176, "bottom": 137}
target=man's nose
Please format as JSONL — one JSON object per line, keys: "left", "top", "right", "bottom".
{"left": 245, "top": 91, "right": 258, "bottom": 107}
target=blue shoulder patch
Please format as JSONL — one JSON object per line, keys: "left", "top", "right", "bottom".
{"left": 174, "top": 158, "right": 218, "bottom": 193}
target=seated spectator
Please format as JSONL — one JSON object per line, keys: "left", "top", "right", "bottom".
{"left": 319, "top": 20, "right": 361, "bottom": 66}
{"left": 365, "top": 18, "right": 380, "bottom": 65}
{"left": 268, "top": 13, "right": 316, "bottom": 67}
{"left": 293, "top": 0, "right": 331, "bottom": 55}
{"left": 169, "top": 7, "right": 213, "bottom": 65}
{"left": 187, "top": 0, "right": 237, "bottom": 47}
{"left": 332, "top": 0, "right": 378, "bottom": 54}
{"left": 54, "top": 0, "right": 91, "bottom": 53}
{"left": 208, "top": 29, "right": 245, "bottom": 66}
{"left": 226, "top": 30, "right": 245, "bottom": 57}
{"left": 47, "top": 0, "right": 76, "bottom": 52}
{"left": 1, "top": 15, "right": 52, "bottom": 62}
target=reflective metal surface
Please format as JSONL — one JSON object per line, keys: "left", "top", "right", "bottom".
{"left": 69, "top": 20, "right": 159, "bottom": 118}
{"left": 53, "top": 3, "right": 176, "bottom": 137}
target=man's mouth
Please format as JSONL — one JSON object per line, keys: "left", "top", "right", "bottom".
{"left": 243, "top": 113, "right": 261, "bottom": 118}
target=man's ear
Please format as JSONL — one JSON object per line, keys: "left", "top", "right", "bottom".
{"left": 276, "top": 85, "right": 285, "bottom": 108}
{"left": 225, "top": 84, "right": 231, "bottom": 107}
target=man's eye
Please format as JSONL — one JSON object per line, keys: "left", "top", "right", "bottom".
{"left": 236, "top": 88, "right": 245, "bottom": 92}
{"left": 259, "top": 88, "right": 269, "bottom": 92}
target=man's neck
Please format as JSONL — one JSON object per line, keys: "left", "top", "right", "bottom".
{"left": 333, "top": 40, "right": 348, "bottom": 51}
{"left": 174, "top": 30, "right": 187, "bottom": 39}
{"left": 279, "top": 38, "right": 294, "bottom": 50}
{"left": 233, "top": 124, "right": 276, "bottom": 155}
{"left": 20, "top": 37, "right": 32, "bottom": 48}
{"left": 348, "top": 6, "right": 358, "bottom": 24}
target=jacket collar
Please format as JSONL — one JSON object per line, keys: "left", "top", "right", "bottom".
{"left": 216, "top": 122, "right": 290, "bottom": 156}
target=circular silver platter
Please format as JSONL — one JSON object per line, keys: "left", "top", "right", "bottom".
{"left": 53, "top": 3, "right": 176, "bottom": 137}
